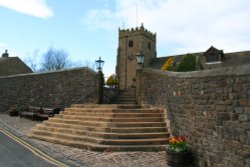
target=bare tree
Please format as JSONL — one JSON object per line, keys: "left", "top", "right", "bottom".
{"left": 40, "top": 47, "right": 72, "bottom": 72}
{"left": 24, "top": 49, "right": 41, "bottom": 72}
{"left": 72, "top": 60, "right": 95, "bottom": 70}
{"left": 24, "top": 47, "right": 95, "bottom": 72}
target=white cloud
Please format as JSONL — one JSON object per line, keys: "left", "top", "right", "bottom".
{"left": 82, "top": 0, "right": 250, "bottom": 55}
{"left": 83, "top": 8, "right": 121, "bottom": 31}
{"left": 0, "top": 0, "right": 53, "bottom": 19}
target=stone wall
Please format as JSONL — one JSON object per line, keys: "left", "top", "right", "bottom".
{"left": 136, "top": 65, "right": 250, "bottom": 167}
{"left": 0, "top": 67, "right": 98, "bottom": 112}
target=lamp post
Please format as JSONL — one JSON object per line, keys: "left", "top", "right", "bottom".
{"left": 136, "top": 51, "right": 144, "bottom": 68}
{"left": 95, "top": 57, "right": 104, "bottom": 71}
{"left": 95, "top": 57, "right": 105, "bottom": 104}
{"left": 135, "top": 51, "right": 144, "bottom": 105}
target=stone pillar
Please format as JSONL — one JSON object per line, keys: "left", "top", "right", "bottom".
{"left": 135, "top": 69, "right": 143, "bottom": 105}
{"left": 97, "top": 70, "right": 104, "bottom": 104}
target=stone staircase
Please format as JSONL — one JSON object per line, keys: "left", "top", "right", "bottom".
{"left": 112, "top": 90, "right": 136, "bottom": 104}
{"left": 29, "top": 104, "right": 169, "bottom": 151}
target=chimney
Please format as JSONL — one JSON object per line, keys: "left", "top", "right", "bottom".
{"left": 2, "top": 50, "right": 9, "bottom": 58}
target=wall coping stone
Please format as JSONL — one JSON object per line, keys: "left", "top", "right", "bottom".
{"left": 0, "top": 67, "right": 97, "bottom": 79}
{"left": 140, "top": 64, "right": 250, "bottom": 78}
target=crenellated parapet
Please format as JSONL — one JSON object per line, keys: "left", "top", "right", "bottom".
{"left": 119, "top": 23, "right": 156, "bottom": 41}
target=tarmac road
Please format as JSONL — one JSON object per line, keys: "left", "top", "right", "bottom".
{"left": 0, "top": 130, "right": 65, "bottom": 167}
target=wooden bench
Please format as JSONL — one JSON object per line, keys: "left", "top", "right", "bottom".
{"left": 37, "top": 108, "right": 53, "bottom": 120}
{"left": 19, "top": 106, "right": 42, "bottom": 120}
{"left": 20, "top": 107, "right": 60, "bottom": 120}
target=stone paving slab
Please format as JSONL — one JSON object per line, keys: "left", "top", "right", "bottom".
{"left": 0, "top": 114, "right": 168, "bottom": 167}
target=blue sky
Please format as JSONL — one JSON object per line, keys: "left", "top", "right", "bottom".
{"left": 0, "top": 0, "right": 250, "bottom": 76}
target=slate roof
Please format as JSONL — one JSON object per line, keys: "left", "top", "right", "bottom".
{"left": 220, "top": 50, "right": 250, "bottom": 67}
{"left": 0, "top": 56, "right": 33, "bottom": 77}
{"left": 149, "top": 48, "right": 250, "bottom": 70}
{"left": 150, "top": 52, "right": 202, "bottom": 69}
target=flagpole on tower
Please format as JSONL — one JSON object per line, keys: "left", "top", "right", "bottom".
{"left": 136, "top": 2, "right": 138, "bottom": 27}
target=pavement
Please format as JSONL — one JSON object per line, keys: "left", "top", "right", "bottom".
{"left": 0, "top": 113, "right": 168, "bottom": 167}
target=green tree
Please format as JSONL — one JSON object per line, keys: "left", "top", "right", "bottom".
{"left": 106, "top": 74, "right": 118, "bottom": 88}
{"left": 177, "top": 54, "right": 196, "bottom": 72}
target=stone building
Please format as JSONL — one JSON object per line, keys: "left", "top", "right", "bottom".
{"left": 0, "top": 50, "right": 33, "bottom": 77}
{"left": 116, "top": 25, "right": 250, "bottom": 90}
{"left": 116, "top": 24, "right": 156, "bottom": 90}
{"left": 198, "top": 46, "right": 250, "bottom": 70}
{"left": 150, "top": 46, "right": 250, "bottom": 70}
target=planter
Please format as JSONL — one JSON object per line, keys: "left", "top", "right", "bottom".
{"left": 166, "top": 150, "right": 191, "bottom": 167}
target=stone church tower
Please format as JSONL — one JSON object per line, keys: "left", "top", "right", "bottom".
{"left": 116, "top": 24, "right": 156, "bottom": 90}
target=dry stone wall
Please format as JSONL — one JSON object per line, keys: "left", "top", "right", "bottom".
{"left": 136, "top": 65, "right": 250, "bottom": 167}
{"left": 0, "top": 67, "right": 98, "bottom": 112}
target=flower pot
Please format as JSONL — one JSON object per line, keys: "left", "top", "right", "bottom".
{"left": 166, "top": 150, "right": 191, "bottom": 167}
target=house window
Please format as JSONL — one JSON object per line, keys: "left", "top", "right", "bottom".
{"left": 128, "top": 40, "right": 133, "bottom": 47}
{"left": 204, "top": 46, "right": 223, "bottom": 64}
{"left": 206, "top": 54, "right": 220, "bottom": 63}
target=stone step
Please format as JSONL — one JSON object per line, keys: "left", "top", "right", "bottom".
{"left": 117, "top": 105, "right": 142, "bottom": 109}
{"left": 70, "top": 104, "right": 118, "bottom": 108}
{"left": 62, "top": 112, "right": 164, "bottom": 118}
{"left": 31, "top": 130, "right": 168, "bottom": 145}
{"left": 29, "top": 104, "right": 168, "bottom": 151}
{"left": 65, "top": 108, "right": 163, "bottom": 114}
{"left": 114, "top": 101, "right": 135, "bottom": 104}
{"left": 119, "top": 90, "right": 134, "bottom": 93}
{"left": 42, "top": 122, "right": 167, "bottom": 133}
{"left": 115, "top": 98, "right": 135, "bottom": 102}
{"left": 112, "top": 90, "right": 136, "bottom": 105}
{"left": 35, "top": 125, "right": 169, "bottom": 139}
{"left": 70, "top": 104, "right": 141, "bottom": 109}
{"left": 48, "top": 118, "right": 166, "bottom": 128}
{"left": 114, "top": 97, "right": 135, "bottom": 101}
{"left": 119, "top": 92, "right": 134, "bottom": 96}
{"left": 102, "top": 138, "right": 168, "bottom": 145}
{"left": 117, "top": 94, "right": 134, "bottom": 96}
{"left": 57, "top": 115, "right": 165, "bottom": 122}
{"left": 28, "top": 134, "right": 167, "bottom": 151}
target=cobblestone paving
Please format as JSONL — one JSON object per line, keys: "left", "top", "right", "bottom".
{"left": 0, "top": 113, "right": 168, "bottom": 167}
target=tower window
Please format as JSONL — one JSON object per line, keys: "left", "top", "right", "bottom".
{"left": 148, "top": 42, "right": 151, "bottom": 50}
{"left": 128, "top": 40, "right": 133, "bottom": 47}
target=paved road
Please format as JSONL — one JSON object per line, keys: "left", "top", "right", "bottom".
{"left": 0, "top": 131, "right": 58, "bottom": 167}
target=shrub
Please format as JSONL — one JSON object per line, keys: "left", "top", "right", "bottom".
{"left": 106, "top": 74, "right": 118, "bottom": 88}
{"left": 177, "top": 54, "right": 196, "bottom": 72}
{"left": 161, "top": 57, "right": 175, "bottom": 71}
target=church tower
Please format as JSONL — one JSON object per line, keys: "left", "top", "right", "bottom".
{"left": 116, "top": 24, "right": 156, "bottom": 90}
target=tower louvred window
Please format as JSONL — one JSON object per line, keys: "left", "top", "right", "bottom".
{"left": 128, "top": 40, "right": 133, "bottom": 47}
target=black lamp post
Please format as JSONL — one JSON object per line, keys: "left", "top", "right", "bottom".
{"left": 135, "top": 51, "right": 144, "bottom": 105}
{"left": 95, "top": 57, "right": 105, "bottom": 71}
{"left": 136, "top": 51, "right": 144, "bottom": 68}
{"left": 95, "top": 57, "right": 105, "bottom": 104}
